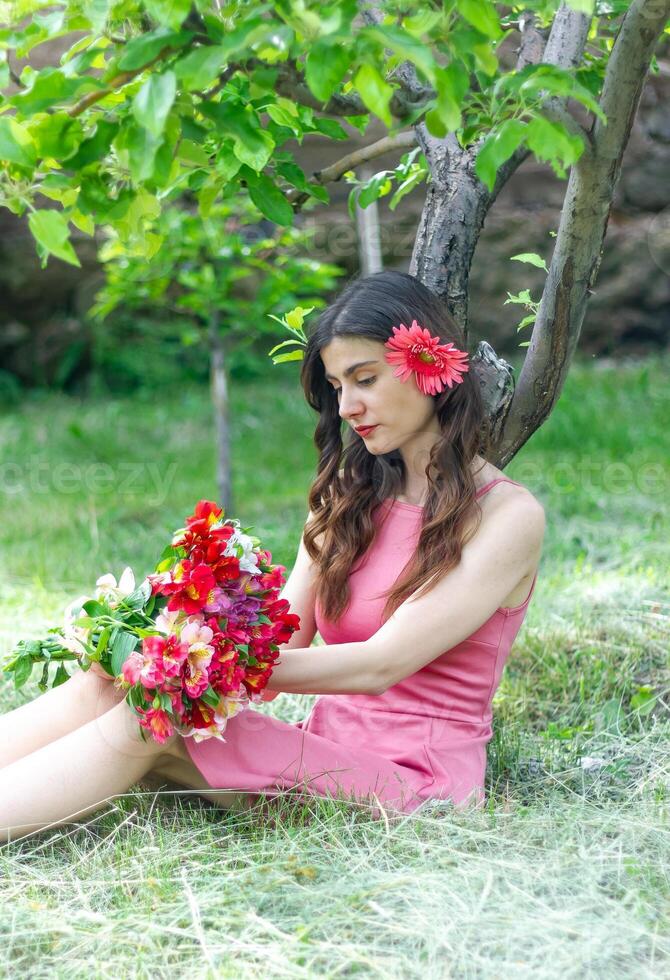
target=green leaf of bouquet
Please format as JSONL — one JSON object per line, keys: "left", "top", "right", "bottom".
{"left": 53, "top": 662, "right": 71, "bottom": 687}
{"left": 132, "top": 70, "right": 177, "bottom": 139}
{"left": 95, "top": 626, "right": 111, "bottom": 657}
{"left": 246, "top": 170, "right": 294, "bottom": 226}
{"left": 143, "top": 0, "right": 192, "bottom": 31}
{"left": 110, "top": 630, "right": 138, "bottom": 676}
{"left": 81, "top": 599, "right": 109, "bottom": 617}
{"left": 201, "top": 685, "right": 220, "bottom": 708}
{"left": 27, "top": 209, "right": 81, "bottom": 267}
{"left": 117, "top": 27, "right": 194, "bottom": 72}
{"left": 0, "top": 117, "right": 37, "bottom": 167}
{"left": 13, "top": 656, "right": 33, "bottom": 689}
{"left": 353, "top": 63, "right": 393, "bottom": 128}
{"left": 305, "top": 39, "right": 351, "bottom": 102}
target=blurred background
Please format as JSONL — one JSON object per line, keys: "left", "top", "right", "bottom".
{"left": 0, "top": 37, "right": 668, "bottom": 400}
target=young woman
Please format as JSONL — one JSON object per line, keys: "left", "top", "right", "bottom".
{"left": 0, "top": 271, "right": 544, "bottom": 842}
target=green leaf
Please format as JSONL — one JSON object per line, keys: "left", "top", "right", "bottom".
{"left": 30, "top": 113, "right": 83, "bottom": 161}
{"left": 53, "top": 662, "right": 71, "bottom": 687}
{"left": 516, "top": 314, "right": 537, "bottom": 332}
{"left": 174, "top": 45, "right": 230, "bottom": 91}
{"left": 456, "top": 0, "right": 503, "bottom": 40}
{"left": 200, "top": 101, "right": 274, "bottom": 171}
{"left": 433, "top": 63, "right": 468, "bottom": 134}
{"left": 361, "top": 25, "right": 437, "bottom": 87}
{"left": 526, "top": 114, "right": 584, "bottom": 178}
{"left": 272, "top": 349, "right": 304, "bottom": 364}
{"left": 310, "top": 117, "right": 349, "bottom": 140}
{"left": 117, "top": 27, "right": 194, "bottom": 72}
{"left": 246, "top": 171, "right": 294, "bottom": 226}
{"left": 267, "top": 338, "right": 305, "bottom": 356}
{"left": 82, "top": 0, "right": 111, "bottom": 33}
{"left": 110, "top": 630, "right": 138, "bottom": 676}
{"left": 10, "top": 68, "right": 101, "bottom": 114}
{"left": 353, "top": 64, "right": 394, "bottom": 128}
{"left": 200, "top": 685, "right": 220, "bottom": 709}
{"left": 474, "top": 118, "right": 527, "bottom": 191}
{"left": 389, "top": 167, "right": 427, "bottom": 211}
{"left": 0, "top": 117, "right": 36, "bottom": 167}
{"left": 132, "top": 70, "right": 176, "bottom": 139}
{"left": 510, "top": 252, "right": 548, "bottom": 273}
{"left": 27, "top": 209, "right": 80, "bottom": 267}
{"left": 12, "top": 656, "right": 33, "bottom": 689}
{"left": 143, "top": 0, "right": 192, "bottom": 31}
{"left": 114, "top": 120, "right": 163, "bottom": 183}
{"left": 65, "top": 119, "right": 118, "bottom": 170}
{"left": 305, "top": 39, "right": 351, "bottom": 102}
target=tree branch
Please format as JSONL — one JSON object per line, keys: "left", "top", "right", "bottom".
{"left": 286, "top": 131, "right": 418, "bottom": 207}
{"left": 496, "top": 0, "right": 670, "bottom": 466}
{"left": 409, "top": 1, "right": 592, "bottom": 335}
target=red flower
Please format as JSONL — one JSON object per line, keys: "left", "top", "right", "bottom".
{"left": 384, "top": 320, "right": 469, "bottom": 396}
{"left": 164, "top": 560, "right": 217, "bottom": 614}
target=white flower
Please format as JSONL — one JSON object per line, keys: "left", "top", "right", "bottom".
{"left": 63, "top": 594, "right": 93, "bottom": 628}
{"left": 95, "top": 566, "right": 136, "bottom": 606}
{"left": 154, "top": 608, "right": 185, "bottom": 636}
{"left": 181, "top": 620, "right": 214, "bottom": 648}
{"left": 225, "top": 529, "right": 262, "bottom": 576}
{"left": 61, "top": 626, "right": 89, "bottom": 656}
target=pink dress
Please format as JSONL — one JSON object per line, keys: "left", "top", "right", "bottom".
{"left": 183, "top": 477, "right": 538, "bottom": 816}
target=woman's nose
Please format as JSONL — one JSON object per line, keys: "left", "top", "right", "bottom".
{"left": 338, "top": 389, "right": 364, "bottom": 420}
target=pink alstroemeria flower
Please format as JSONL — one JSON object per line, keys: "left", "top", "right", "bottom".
{"left": 136, "top": 706, "right": 174, "bottom": 744}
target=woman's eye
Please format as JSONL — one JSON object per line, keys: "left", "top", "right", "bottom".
{"left": 333, "top": 378, "right": 375, "bottom": 395}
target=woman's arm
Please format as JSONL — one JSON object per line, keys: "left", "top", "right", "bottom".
{"left": 265, "top": 492, "right": 544, "bottom": 699}
{"left": 264, "top": 640, "right": 384, "bottom": 696}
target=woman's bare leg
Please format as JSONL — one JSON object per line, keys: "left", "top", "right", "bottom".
{"left": 0, "top": 670, "right": 125, "bottom": 769}
{"left": 0, "top": 698, "right": 171, "bottom": 843}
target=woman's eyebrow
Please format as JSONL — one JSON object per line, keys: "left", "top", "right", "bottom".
{"left": 324, "top": 360, "right": 378, "bottom": 381}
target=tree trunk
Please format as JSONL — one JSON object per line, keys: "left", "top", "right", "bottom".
{"left": 496, "top": 0, "right": 670, "bottom": 466}
{"left": 355, "top": 165, "right": 383, "bottom": 275}
{"left": 209, "top": 311, "right": 233, "bottom": 514}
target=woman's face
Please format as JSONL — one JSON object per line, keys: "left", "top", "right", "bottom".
{"left": 320, "top": 336, "right": 440, "bottom": 457}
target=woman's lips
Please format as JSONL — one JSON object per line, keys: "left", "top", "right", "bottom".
{"left": 355, "top": 425, "right": 379, "bottom": 437}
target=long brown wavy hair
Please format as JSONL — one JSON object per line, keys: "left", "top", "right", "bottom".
{"left": 300, "top": 270, "right": 492, "bottom": 627}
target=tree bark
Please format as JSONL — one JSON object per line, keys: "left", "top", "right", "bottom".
{"left": 408, "top": 3, "right": 591, "bottom": 333}
{"left": 355, "top": 165, "right": 383, "bottom": 276}
{"left": 496, "top": 0, "right": 670, "bottom": 466}
{"left": 209, "top": 311, "right": 233, "bottom": 514}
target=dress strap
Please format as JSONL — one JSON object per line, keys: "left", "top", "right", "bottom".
{"left": 475, "top": 476, "right": 522, "bottom": 499}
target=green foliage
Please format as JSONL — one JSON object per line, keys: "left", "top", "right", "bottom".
{"left": 87, "top": 193, "right": 343, "bottom": 390}
{"left": 0, "top": 0, "right": 634, "bottom": 265}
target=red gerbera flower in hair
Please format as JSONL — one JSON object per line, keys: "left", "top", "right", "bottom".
{"left": 384, "top": 320, "right": 469, "bottom": 396}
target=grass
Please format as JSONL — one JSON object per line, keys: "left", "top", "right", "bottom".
{"left": 0, "top": 352, "right": 669, "bottom": 977}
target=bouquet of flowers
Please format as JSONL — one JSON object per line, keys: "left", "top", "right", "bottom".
{"left": 2, "top": 500, "right": 300, "bottom": 744}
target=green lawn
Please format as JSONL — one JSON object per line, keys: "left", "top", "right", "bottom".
{"left": 1, "top": 352, "right": 668, "bottom": 976}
